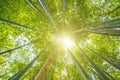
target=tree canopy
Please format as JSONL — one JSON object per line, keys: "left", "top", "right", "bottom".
{"left": 0, "top": 0, "right": 120, "bottom": 80}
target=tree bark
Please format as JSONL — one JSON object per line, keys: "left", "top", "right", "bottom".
{"left": 35, "top": 49, "right": 57, "bottom": 80}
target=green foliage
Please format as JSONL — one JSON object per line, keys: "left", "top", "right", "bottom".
{"left": 0, "top": 0, "right": 120, "bottom": 80}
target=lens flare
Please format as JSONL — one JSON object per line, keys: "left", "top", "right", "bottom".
{"left": 62, "top": 38, "right": 74, "bottom": 48}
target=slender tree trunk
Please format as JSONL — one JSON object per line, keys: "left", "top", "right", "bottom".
{"left": 88, "top": 29, "right": 120, "bottom": 36}
{"left": 77, "top": 44, "right": 115, "bottom": 80}
{"left": 84, "top": 45, "right": 120, "bottom": 70}
{"left": 65, "top": 59, "right": 70, "bottom": 80}
{"left": 26, "top": 0, "right": 47, "bottom": 21}
{"left": 0, "top": 18, "right": 39, "bottom": 31}
{"left": 0, "top": 39, "right": 39, "bottom": 54}
{"left": 100, "top": 6, "right": 120, "bottom": 16}
{"left": 61, "top": 0, "right": 66, "bottom": 27}
{"left": 37, "top": 0, "right": 58, "bottom": 32}
{"left": 9, "top": 51, "right": 42, "bottom": 80}
{"left": 35, "top": 49, "right": 57, "bottom": 80}
{"left": 67, "top": 48, "right": 92, "bottom": 80}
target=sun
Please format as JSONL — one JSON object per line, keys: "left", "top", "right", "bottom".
{"left": 62, "top": 37, "right": 74, "bottom": 48}
{"left": 51, "top": 34, "right": 74, "bottom": 49}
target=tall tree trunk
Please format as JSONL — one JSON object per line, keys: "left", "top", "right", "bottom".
{"left": 37, "top": 0, "right": 58, "bottom": 32}
{"left": 77, "top": 44, "right": 115, "bottom": 80}
{"left": 61, "top": 0, "right": 66, "bottom": 27}
{"left": 88, "top": 29, "right": 120, "bottom": 36}
{"left": 26, "top": 0, "right": 47, "bottom": 21}
{"left": 100, "top": 6, "right": 120, "bottom": 16}
{"left": 67, "top": 48, "right": 92, "bottom": 80}
{"left": 9, "top": 51, "right": 42, "bottom": 80}
{"left": 0, "top": 38, "right": 39, "bottom": 54}
{"left": 84, "top": 45, "right": 120, "bottom": 70}
{"left": 72, "top": 16, "right": 120, "bottom": 34}
{"left": 65, "top": 58, "right": 70, "bottom": 80}
{"left": 0, "top": 18, "right": 39, "bottom": 31}
{"left": 35, "top": 48, "right": 57, "bottom": 80}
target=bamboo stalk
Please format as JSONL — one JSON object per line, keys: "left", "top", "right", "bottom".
{"left": 9, "top": 51, "right": 42, "bottom": 80}
{"left": 35, "top": 48, "right": 57, "bottom": 80}
{"left": 0, "top": 39, "right": 39, "bottom": 54}
{"left": 0, "top": 18, "right": 39, "bottom": 31}
{"left": 37, "top": 0, "right": 58, "bottom": 32}
{"left": 77, "top": 44, "right": 115, "bottom": 80}
{"left": 26, "top": 0, "right": 48, "bottom": 21}
{"left": 67, "top": 48, "right": 92, "bottom": 80}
